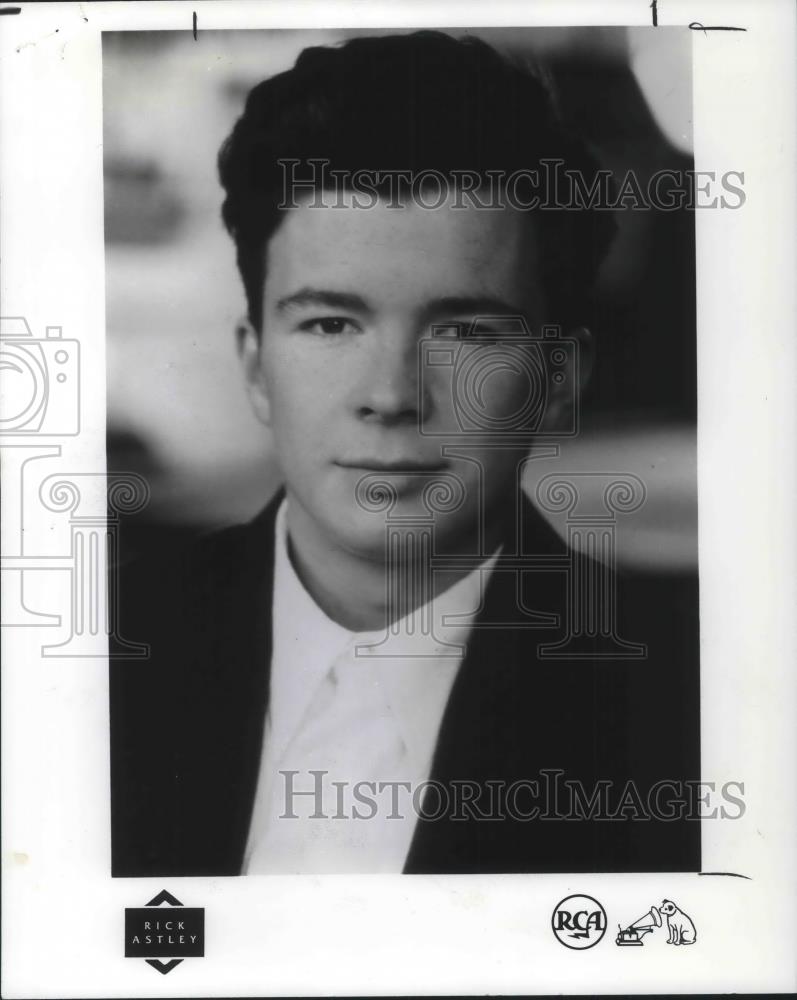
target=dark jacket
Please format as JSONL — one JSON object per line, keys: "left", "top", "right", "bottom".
{"left": 110, "top": 491, "right": 700, "bottom": 876}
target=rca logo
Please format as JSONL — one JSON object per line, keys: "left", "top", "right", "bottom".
{"left": 551, "top": 894, "right": 607, "bottom": 949}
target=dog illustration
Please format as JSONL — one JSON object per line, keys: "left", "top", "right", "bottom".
{"left": 660, "top": 899, "right": 696, "bottom": 945}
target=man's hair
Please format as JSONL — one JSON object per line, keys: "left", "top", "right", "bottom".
{"left": 218, "top": 30, "right": 615, "bottom": 332}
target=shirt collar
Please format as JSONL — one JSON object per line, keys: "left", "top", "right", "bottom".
{"left": 354, "top": 549, "right": 500, "bottom": 773}
{"left": 270, "top": 498, "right": 500, "bottom": 773}
{"left": 269, "top": 500, "right": 354, "bottom": 763}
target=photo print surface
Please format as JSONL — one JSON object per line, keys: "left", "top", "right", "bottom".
{"left": 105, "top": 26, "right": 702, "bottom": 877}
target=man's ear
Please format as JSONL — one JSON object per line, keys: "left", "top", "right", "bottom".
{"left": 236, "top": 317, "right": 271, "bottom": 427}
{"left": 541, "top": 325, "right": 594, "bottom": 433}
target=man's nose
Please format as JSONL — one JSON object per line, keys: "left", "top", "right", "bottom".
{"left": 354, "top": 332, "right": 423, "bottom": 425}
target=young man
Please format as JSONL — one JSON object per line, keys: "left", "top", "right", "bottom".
{"left": 111, "top": 31, "right": 700, "bottom": 876}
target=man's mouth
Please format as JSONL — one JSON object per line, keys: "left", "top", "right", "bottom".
{"left": 335, "top": 458, "right": 448, "bottom": 473}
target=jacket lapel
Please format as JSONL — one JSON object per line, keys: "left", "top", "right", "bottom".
{"left": 139, "top": 489, "right": 695, "bottom": 876}
{"left": 168, "top": 494, "right": 281, "bottom": 874}
{"left": 403, "top": 496, "right": 604, "bottom": 873}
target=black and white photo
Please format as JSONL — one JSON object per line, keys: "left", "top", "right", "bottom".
{"left": 107, "top": 26, "right": 702, "bottom": 877}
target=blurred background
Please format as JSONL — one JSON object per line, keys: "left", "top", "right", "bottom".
{"left": 104, "top": 26, "right": 697, "bottom": 574}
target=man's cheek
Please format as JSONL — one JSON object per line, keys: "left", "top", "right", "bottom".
{"left": 268, "top": 394, "right": 308, "bottom": 453}
{"left": 269, "top": 379, "right": 315, "bottom": 425}
{"left": 482, "top": 362, "right": 543, "bottom": 418}
{"left": 428, "top": 352, "right": 540, "bottom": 431}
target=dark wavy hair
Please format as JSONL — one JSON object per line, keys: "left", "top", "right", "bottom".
{"left": 218, "top": 30, "right": 615, "bottom": 332}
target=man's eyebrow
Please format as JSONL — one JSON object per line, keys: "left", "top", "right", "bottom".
{"left": 424, "top": 295, "right": 528, "bottom": 318}
{"left": 274, "top": 288, "right": 373, "bottom": 313}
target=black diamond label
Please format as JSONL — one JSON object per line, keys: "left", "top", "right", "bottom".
{"left": 124, "top": 907, "right": 204, "bottom": 958}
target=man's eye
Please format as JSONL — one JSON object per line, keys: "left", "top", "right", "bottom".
{"left": 433, "top": 321, "right": 511, "bottom": 341}
{"left": 297, "top": 317, "right": 357, "bottom": 336}
{"left": 433, "top": 322, "right": 470, "bottom": 340}
{"left": 469, "top": 318, "right": 525, "bottom": 338}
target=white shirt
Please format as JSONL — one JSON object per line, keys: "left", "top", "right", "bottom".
{"left": 243, "top": 500, "right": 498, "bottom": 874}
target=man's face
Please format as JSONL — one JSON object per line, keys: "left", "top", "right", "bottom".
{"left": 240, "top": 191, "right": 550, "bottom": 561}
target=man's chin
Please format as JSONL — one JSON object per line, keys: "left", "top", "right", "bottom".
{"left": 332, "top": 509, "right": 397, "bottom": 562}
{"left": 291, "top": 480, "right": 485, "bottom": 561}
{"left": 333, "top": 504, "right": 483, "bottom": 562}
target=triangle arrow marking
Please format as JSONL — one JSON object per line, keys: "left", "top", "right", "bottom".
{"left": 145, "top": 889, "right": 183, "bottom": 907}
{"left": 146, "top": 959, "right": 183, "bottom": 975}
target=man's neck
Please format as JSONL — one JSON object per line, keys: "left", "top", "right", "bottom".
{"left": 283, "top": 495, "right": 509, "bottom": 632}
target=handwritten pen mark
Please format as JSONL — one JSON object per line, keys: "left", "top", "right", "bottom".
{"left": 651, "top": 0, "right": 658, "bottom": 27}
{"left": 192, "top": 10, "right": 197, "bottom": 40}
{"left": 16, "top": 26, "right": 60, "bottom": 52}
{"left": 0, "top": 6, "right": 22, "bottom": 12}
{"left": 689, "top": 22, "right": 747, "bottom": 34}
{"left": 698, "top": 871, "right": 752, "bottom": 880}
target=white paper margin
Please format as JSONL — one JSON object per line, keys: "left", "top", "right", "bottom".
{"left": 1, "top": 1, "right": 795, "bottom": 996}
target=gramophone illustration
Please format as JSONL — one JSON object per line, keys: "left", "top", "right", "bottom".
{"left": 616, "top": 899, "right": 697, "bottom": 946}
{"left": 615, "top": 904, "right": 662, "bottom": 946}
